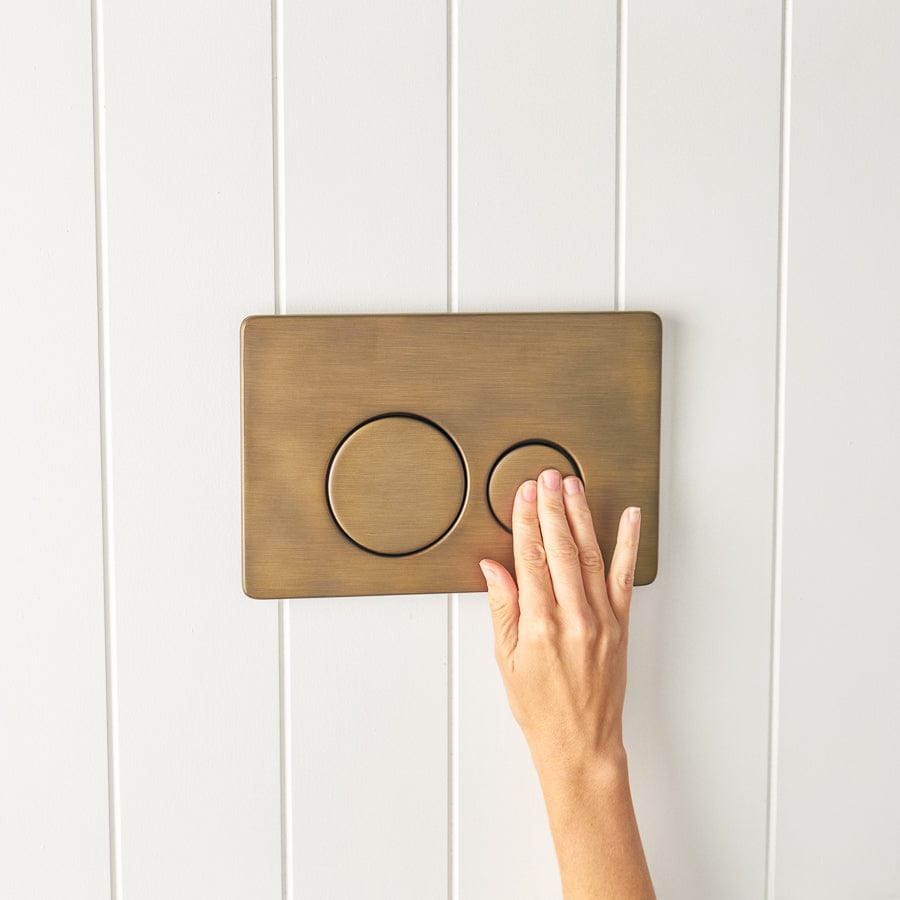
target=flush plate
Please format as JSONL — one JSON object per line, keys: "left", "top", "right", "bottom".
{"left": 241, "top": 311, "right": 661, "bottom": 599}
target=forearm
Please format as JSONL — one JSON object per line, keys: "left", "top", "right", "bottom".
{"left": 535, "top": 747, "right": 655, "bottom": 900}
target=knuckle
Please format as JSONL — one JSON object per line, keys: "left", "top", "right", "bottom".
{"left": 514, "top": 504, "right": 540, "bottom": 528}
{"left": 617, "top": 567, "right": 636, "bottom": 590}
{"left": 599, "top": 621, "right": 622, "bottom": 651}
{"left": 578, "top": 544, "right": 605, "bottom": 574}
{"left": 520, "top": 541, "right": 547, "bottom": 567}
{"left": 523, "top": 615, "right": 559, "bottom": 643}
{"left": 573, "top": 509, "right": 596, "bottom": 534}
{"left": 487, "top": 591, "right": 506, "bottom": 616}
{"left": 565, "top": 614, "right": 598, "bottom": 644}
{"left": 546, "top": 538, "right": 579, "bottom": 563}
{"left": 541, "top": 494, "right": 566, "bottom": 515}
{"left": 571, "top": 501, "right": 594, "bottom": 523}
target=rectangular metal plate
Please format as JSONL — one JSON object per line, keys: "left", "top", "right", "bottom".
{"left": 241, "top": 312, "right": 662, "bottom": 598}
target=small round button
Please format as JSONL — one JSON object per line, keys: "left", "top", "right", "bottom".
{"left": 327, "top": 414, "right": 467, "bottom": 556}
{"left": 488, "top": 442, "right": 582, "bottom": 532}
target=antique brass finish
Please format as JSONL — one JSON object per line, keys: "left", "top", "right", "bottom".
{"left": 327, "top": 414, "right": 467, "bottom": 555}
{"left": 241, "top": 311, "right": 662, "bottom": 599}
{"left": 488, "top": 441, "right": 581, "bottom": 532}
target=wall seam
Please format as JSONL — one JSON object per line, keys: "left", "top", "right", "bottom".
{"left": 446, "top": 0, "right": 459, "bottom": 894}
{"left": 614, "top": 0, "right": 628, "bottom": 311}
{"left": 90, "top": 0, "right": 122, "bottom": 896}
{"left": 765, "top": 1, "right": 793, "bottom": 897}
{"left": 271, "top": 0, "right": 292, "bottom": 896}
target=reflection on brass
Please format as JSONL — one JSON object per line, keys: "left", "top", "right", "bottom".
{"left": 327, "top": 414, "right": 467, "bottom": 555}
{"left": 241, "top": 311, "right": 662, "bottom": 599}
{"left": 487, "top": 442, "right": 581, "bottom": 532}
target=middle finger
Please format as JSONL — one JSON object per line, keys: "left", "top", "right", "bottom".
{"left": 511, "top": 479, "right": 556, "bottom": 618}
{"left": 536, "top": 468, "right": 589, "bottom": 615}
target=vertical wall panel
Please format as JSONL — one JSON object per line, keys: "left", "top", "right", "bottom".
{"left": 0, "top": 5, "right": 110, "bottom": 897}
{"left": 101, "top": 2, "right": 281, "bottom": 895}
{"left": 775, "top": 4, "right": 900, "bottom": 896}
{"left": 456, "top": 0, "right": 617, "bottom": 895}
{"left": 283, "top": 1, "right": 449, "bottom": 895}
{"left": 625, "top": 2, "right": 781, "bottom": 896}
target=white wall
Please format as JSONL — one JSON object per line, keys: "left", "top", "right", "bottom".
{"left": 2, "top": 2, "right": 898, "bottom": 898}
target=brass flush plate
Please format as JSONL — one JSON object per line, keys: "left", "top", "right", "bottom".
{"left": 241, "top": 312, "right": 662, "bottom": 599}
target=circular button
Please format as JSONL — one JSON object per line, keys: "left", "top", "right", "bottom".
{"left": 488, "top": 442, "right": 582, "bottom": 532}
{"left": 327, "top": 415, "right": 467, "bottom": 556}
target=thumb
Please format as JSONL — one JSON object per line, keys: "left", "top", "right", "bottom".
{"left": 479, "top": 559, "right": 520, "bottom": 663}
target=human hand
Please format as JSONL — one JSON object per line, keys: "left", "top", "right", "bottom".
{"left": 478, "top": 469, "right": 653, "bottom": 898}
{"left": 478, "top": 468, "right": 641, "bottom": 780}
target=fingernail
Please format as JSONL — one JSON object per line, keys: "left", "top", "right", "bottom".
{"left": 630, "top": 507, "right": 641, "bottom": 523}
{"left": 564, "top": 476, "right": 583, "bottom": 495}
{"left": 521, "top": 480, "right": 537, "bottom": 501}
{"left": 479, "top": 560, "right": 495, "bottom": 585}
{"left": 541, "top": 468, "right": 561, "bottom": 489}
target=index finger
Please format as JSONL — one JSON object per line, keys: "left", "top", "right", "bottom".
{"left": 511, "top": 479, "right": 556, "bottom": 617}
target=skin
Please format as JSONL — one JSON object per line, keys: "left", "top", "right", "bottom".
{"left": 478, "top": 467, "right": 655, "bottom": 900}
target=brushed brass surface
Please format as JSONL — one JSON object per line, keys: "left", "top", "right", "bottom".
{"left": 241, "top": 311, "right": 662, "bottom": 599}
{"left": 327, "top": 414, "right": 467, "bottom": 555}
{"left": 488, "top": 442, "right": 581, "bottom": 532}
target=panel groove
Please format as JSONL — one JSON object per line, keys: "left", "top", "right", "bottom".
{"left": 447, "top": 3, "right": 460, "bottom": 896}
{"left": 104, "top": 2, "right": 282, "bottom": 890}
{"left": 278, "top": 603, "right": 294, "bottom": 900}
{"left": 272, "top": 0, "right": 287, "bottom": 315}
{"left": 614, "top": 0, "right": 628, "bottom": 311}
{"left": 624, "top": 3, "right": 781, "bottom": 893}
{"left": 285, "top": 1, "right": 449, "bottom": 890}
{"left": 774, "top": 4, "right": 900, "bottom": 896}
{"left": 458, "top": 2, "right": 617, "bottom": 894}
{"left": 448, "top": 594, "right": 460, "bottom": 900}
{"left": 765, "top": 2, "right": 793, "bottom": 896}
{"left": 270, "top": 0, "right": 292, "bottom": 896}
{"left": 447, "top": 0, "right": 459, "bottom": 316}
{"left": 91, "top": 0, "right": 122, "bottom": 895}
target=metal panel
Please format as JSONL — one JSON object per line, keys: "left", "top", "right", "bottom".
{"left": 241, "top": 312, "right": 661, "bottom": 598}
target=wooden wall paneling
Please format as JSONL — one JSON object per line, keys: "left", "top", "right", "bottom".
{"left": 283, "top": 0, "right": 450, "bottom": 895}
{"left": 456, "top": 0, "right": 617, "bottom": 895}
{"left": 101, "top": 1, "right": 282, "bottom": 894}
{"left": 625, "top": 2, "right": 782, "bottom": 896}
{"left": 775, "top": 3, "right": 900, "bottom": 896}
{"left": 0, "top": 4, "right": 110, "bottom": 896}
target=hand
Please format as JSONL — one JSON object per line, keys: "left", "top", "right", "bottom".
{"left": 478, "top": 468, "right": 641, "bottom": 779}
{"left": 478, "top": 468, "right": 653, "bottom": 899}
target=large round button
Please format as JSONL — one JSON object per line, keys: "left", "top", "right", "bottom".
{"left": 327, "top": 415, "right": 467, "bottom": 556}
{"left": 488, "top": 442, "right": 582, "bottom": 532}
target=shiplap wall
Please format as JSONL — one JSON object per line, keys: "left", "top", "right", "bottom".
{"left": 2, "top": 2, "right": 898, "bottom": 899}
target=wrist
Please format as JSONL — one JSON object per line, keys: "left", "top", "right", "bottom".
{"left": 532, "top": 741, "right": 630, "bottom": 798}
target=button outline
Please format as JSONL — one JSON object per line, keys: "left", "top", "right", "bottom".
{"left": 324, "top": 411, "right": 470, "bottom": 557}
{"left": 486, "top": 439, "right": 584, "bottom": 534}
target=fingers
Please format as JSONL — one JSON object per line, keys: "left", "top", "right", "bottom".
{"left": 535, "top": 469, "right": 590, "bottom": 616}
{"left": 607, "top": 506, "right": 641, "bottom": 624}
{"left": 511, "top": 479, "right": 556, "bottom": 617}
{"left": 478, "top": 559, "right": 519, "bottom": 664}
{"left": 561, "top": 475, "right": 614, "bottom": 621}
